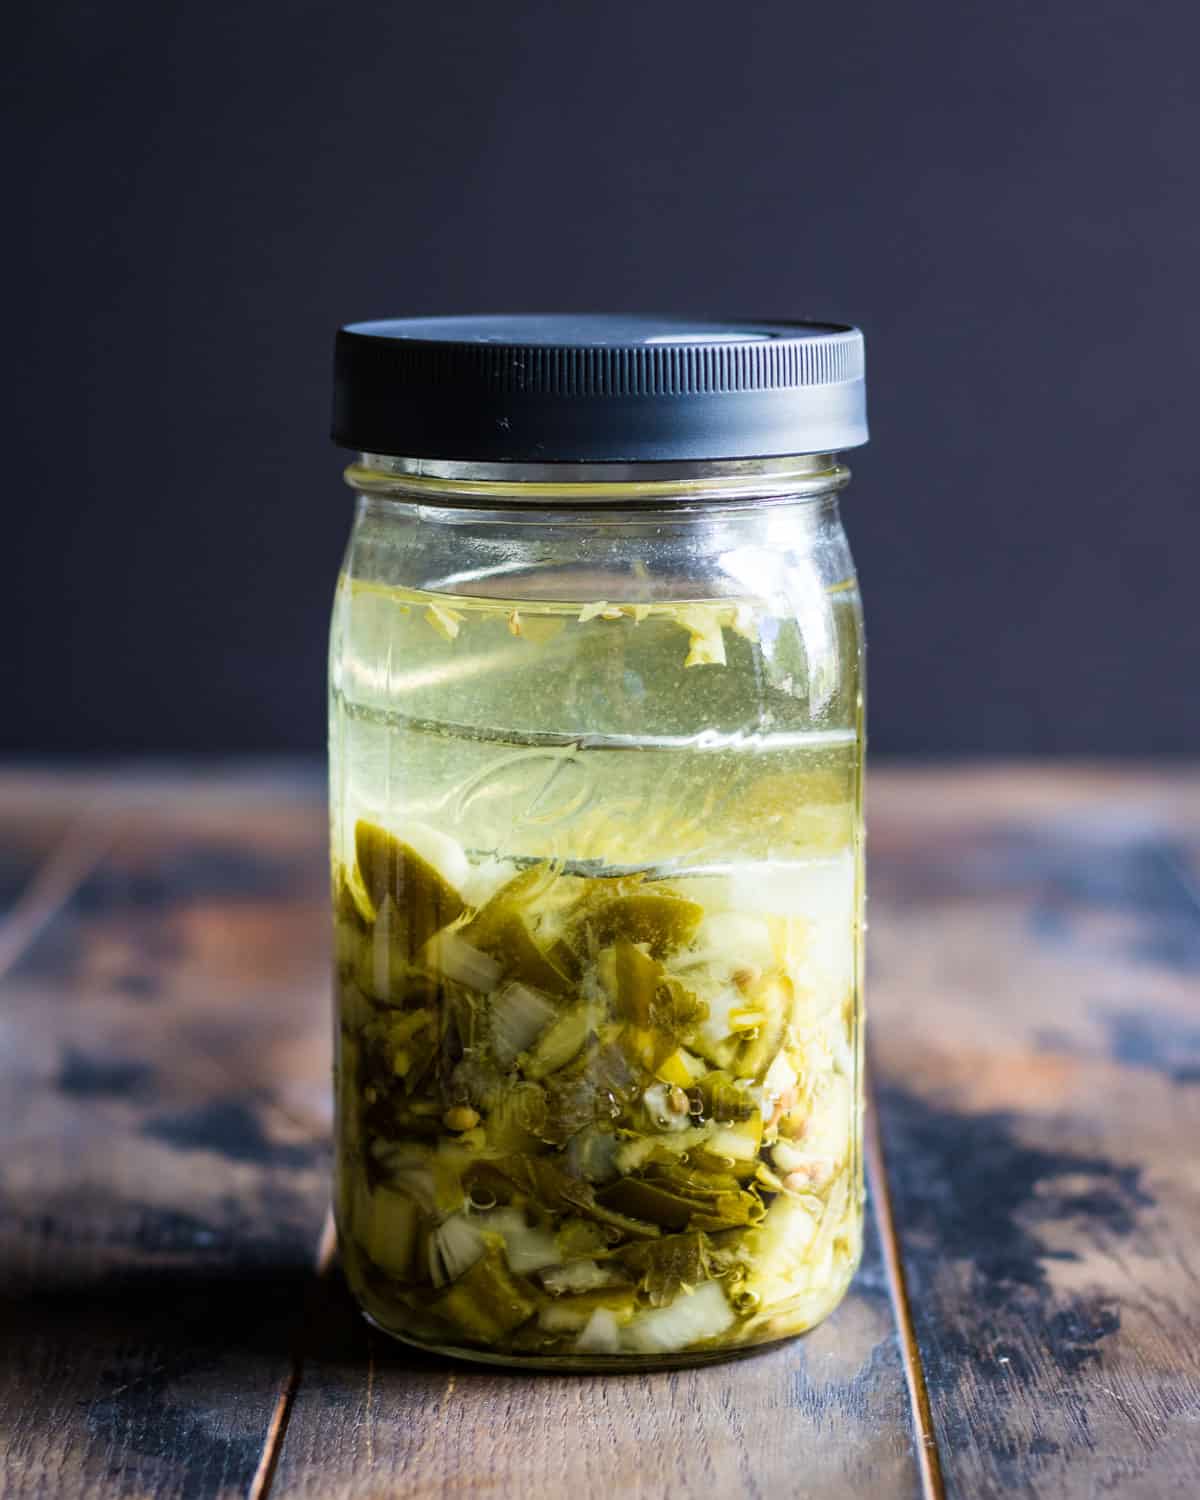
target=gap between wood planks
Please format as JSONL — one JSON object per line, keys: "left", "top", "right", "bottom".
{"left": 248, "top": 1210, "right": 339, "bottom": 1500}
{"left": 865, "top": 1070, "right": 947, "bottom": 1500}
{"left": 246, "top": 1077, "right": 949, "bottom": 1500}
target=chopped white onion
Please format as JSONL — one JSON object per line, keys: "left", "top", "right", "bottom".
{"left": 490, "top": 983, "right": 557, "bottom": 1067}
{"left": 622, "top": 1281, "right": 735, "bottom": 1354}
{"left": 541, "top": 1260, "right": 625, "bottom": 1295}
{"left": 476, "top": 1207, "right": 562, "bottom": 1275}
{"left": 691, "top": 912, "right": 775, "bottom": 970}
{"left": 422, "top": 931, "right": 502, "bottom": 992}
{"left": 574, "top": 1308, "right": 621, "bottom": 1354}
{"left": 428, "top": 1213, "right": 484, "bottom": 1287}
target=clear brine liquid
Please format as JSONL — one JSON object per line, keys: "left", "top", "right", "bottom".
{"left": 330, "top": 578, "right": 863, "bottom": 877}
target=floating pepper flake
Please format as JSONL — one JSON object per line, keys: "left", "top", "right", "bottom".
{"left": 675, "top": 605, "right": 727, "bottom": 667}
{"left": 425, "top": 602, "right": 465, "bottom": 641}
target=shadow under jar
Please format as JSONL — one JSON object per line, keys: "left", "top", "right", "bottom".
{"left": 328, "top": 316, "right": 869, "bottom": 1369}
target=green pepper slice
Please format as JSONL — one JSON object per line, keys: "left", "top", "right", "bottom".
{"left": 614, "top": 939, "right": 659, "bottom": 1025}
{"left": 617, "top": 1230, "right": 713, "bottom": 1306}
{"left": 595, "top": 1178, "right": 701, "bottom": 1232}
{"left": 354, "top": 821, "right": 465, "bottom": 957}
{"left": 586, "top": 892, "right": 704, "bottom": 958}
{"left": 463, "top": 872, "right": 574, "bottom": 996}
{"left": 430, "top": 1243, "right": 538, "bottom": 1344}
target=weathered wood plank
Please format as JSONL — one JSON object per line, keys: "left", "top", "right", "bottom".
{"left": 267, "top": 1189, "right": 922, "bottom": 1500}
{"left": 869, "top": 765, "right": 1200, "bottom": 1498}
{"left": 14, "top": 761, "right": 1198, "bottom": 1500}
{"left": 0, "top": 770, "right": 333, "bottom": 1500}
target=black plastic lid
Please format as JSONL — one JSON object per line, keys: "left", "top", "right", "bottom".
{"left": 332, "top": 315, "right": 867, "bottom": 463}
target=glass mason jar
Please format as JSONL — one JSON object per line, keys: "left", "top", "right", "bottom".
{"left": 328, "top": 317, "right": 868, "bottom": 1369}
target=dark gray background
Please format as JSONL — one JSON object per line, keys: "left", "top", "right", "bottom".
{"left": 8, "top": 0, "right": 1197, "bottom": 755}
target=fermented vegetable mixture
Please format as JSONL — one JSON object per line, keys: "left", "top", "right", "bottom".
{"left": 334, "top": 841, "right": 861, "bottom": 1360}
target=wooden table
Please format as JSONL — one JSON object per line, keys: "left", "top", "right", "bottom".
{"left": 1, "top": 763, "right": 1197, "bottom": 1499}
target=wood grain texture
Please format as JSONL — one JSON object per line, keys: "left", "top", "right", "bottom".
{"left": 0, "top": 769, "right": 333, "bottom": 1500}
{"left": 869, "top": 765, "right": 1200, "bottom": 1498}
{"left": 5, "top": 762, "right": 1199, "bottom": 1500}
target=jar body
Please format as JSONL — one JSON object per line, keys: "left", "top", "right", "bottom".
{"left": 329, "top": 459, "right": 865, "bottom": 1368}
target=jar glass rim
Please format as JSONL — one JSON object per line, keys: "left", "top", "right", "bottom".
{"left": 346, "top": 452, "right": 850, "bottom": 507}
